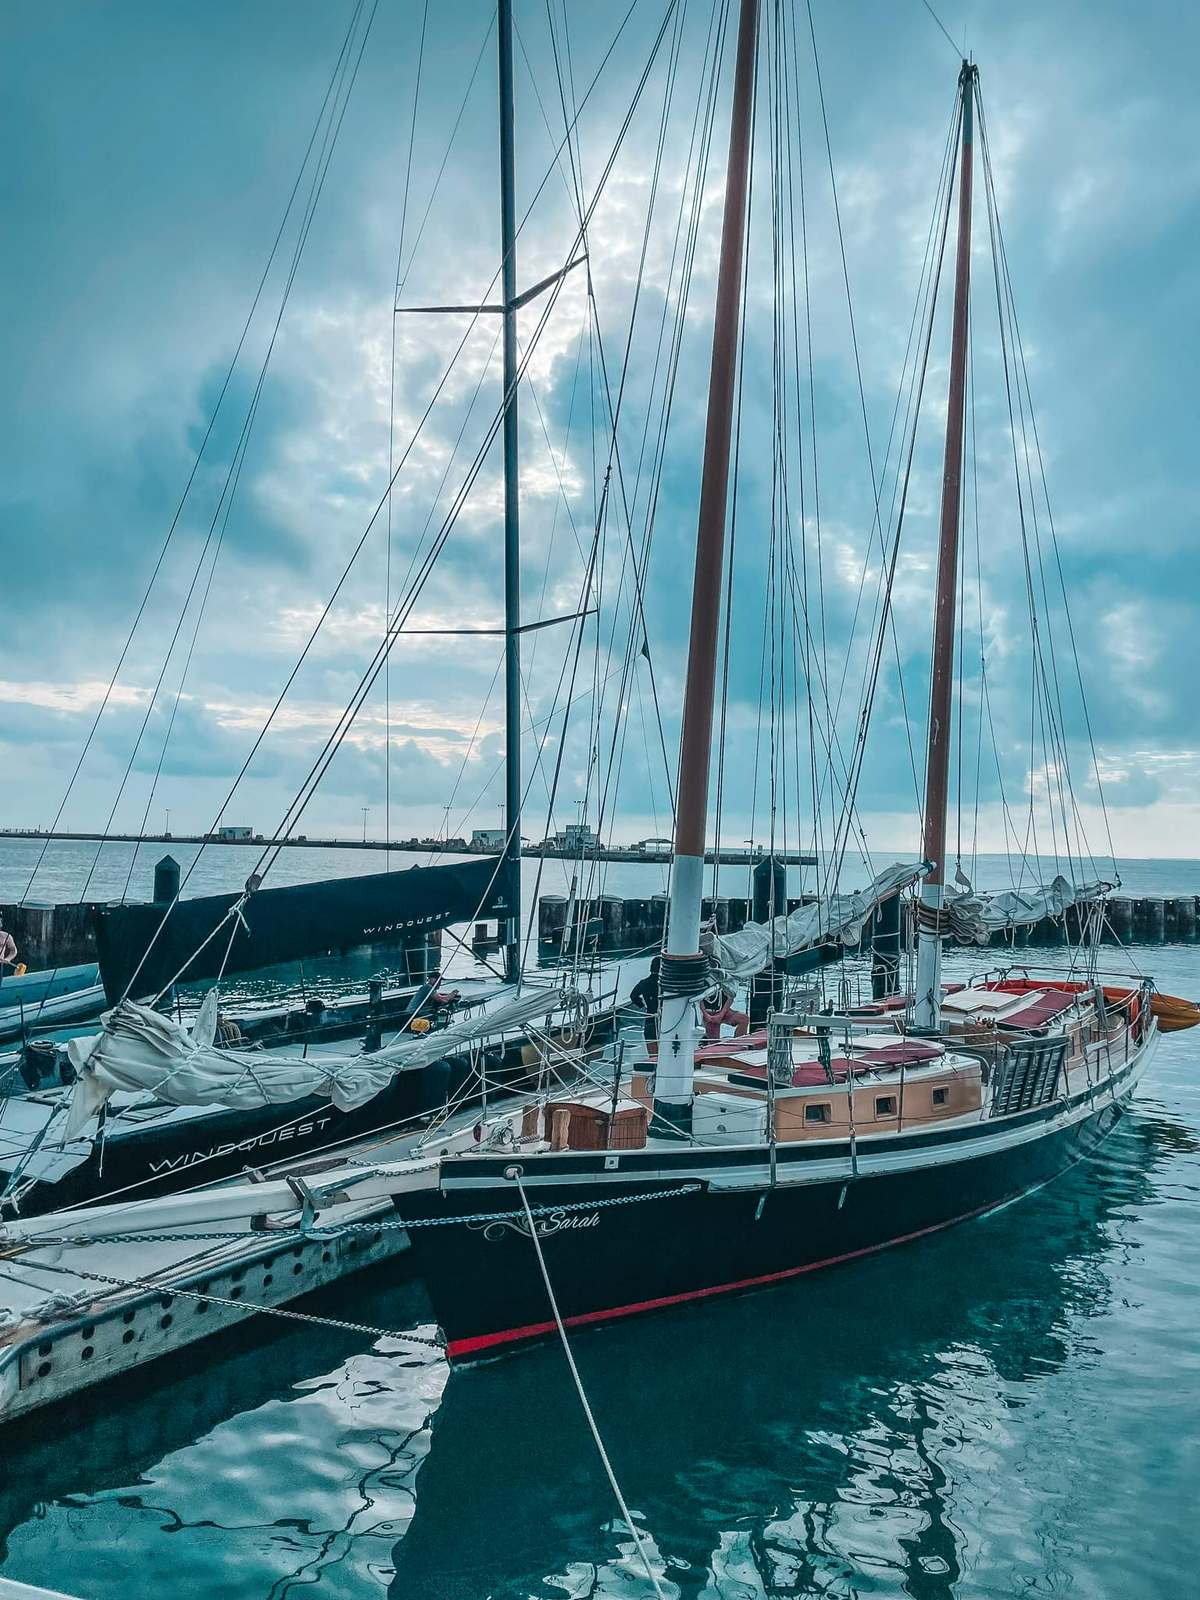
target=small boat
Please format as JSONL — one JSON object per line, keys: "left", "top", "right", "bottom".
{"left": 0, "top": 961, "right": 99, "bottom": 1009}
{"left": 0, "top": 981, "right": 108, "bottom": 1045}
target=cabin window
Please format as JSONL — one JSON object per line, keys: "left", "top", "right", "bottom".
{"left": 804, "top": 1102, "right": 831, "bottom": 1124}
{"left": 932, "top": 1087, "right": 949, "bottom": 1107}
{"left": 875, "top": 1095, "right": 897, "bottom": 1117}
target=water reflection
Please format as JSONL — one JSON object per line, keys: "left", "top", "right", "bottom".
{"left": 392, "top": 1107, "right": 1176, "bottom": 1599}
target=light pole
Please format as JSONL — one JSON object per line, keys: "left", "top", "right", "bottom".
{"left": 165, "top": 810, "right": 171, "bottom": 838}
{"left": 361, "top": 806, "right": 369, "bottom": 844}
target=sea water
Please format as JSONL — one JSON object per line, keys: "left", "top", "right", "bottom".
{"left": 0, "top": 842, "right": 1197, "bottom": 1598}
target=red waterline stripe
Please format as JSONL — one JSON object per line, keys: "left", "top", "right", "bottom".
{"left": 446, "top": 1188, "right": 1023, "bottom": 1359}
{"left": 447, "top": 1093, "right": 1137, "bottom": 1360}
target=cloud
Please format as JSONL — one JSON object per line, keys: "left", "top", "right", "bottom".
{"left": 1, "top": 0, "right": 1196, "bottom": 866}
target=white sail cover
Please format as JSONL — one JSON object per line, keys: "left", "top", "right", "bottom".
{"left": 64, "top": 985, "right": 581, "bottom": 1139}
{"left": 708, "top": 861, "right": 930, "bottom": 980}
{"left": 944, "top": 875, "right": 1109, "bottom": 945}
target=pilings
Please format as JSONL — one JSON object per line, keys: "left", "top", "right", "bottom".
{"left": 0, "top": 902, "right": 102, "bottom": 969}
{"left": 537, "top": 890, "right": 1200, "bottom": 960}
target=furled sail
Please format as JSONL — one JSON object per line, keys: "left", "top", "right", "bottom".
{"left": 64, "top": 983, "right": 581, "bottom": 1138}
{"left": 93, "top": 856, "right": 515, "bottom": 1004}
{"left": 708, "top": 861, "right": 931, "bottom": 980}
{"left": 943, "top": 875, "right": 1110, "bottom": 945}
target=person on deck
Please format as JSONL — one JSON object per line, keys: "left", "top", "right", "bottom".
{"left": 0, "top": 923, "right": 18, "bottom": 974}
{"left": 700, "top": 983, "right": 750, "bottom": 1040}
{"left": 628, "top": 956, "right": 661, "bottom": 1043}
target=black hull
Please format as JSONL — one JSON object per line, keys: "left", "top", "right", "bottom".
{"left": 401, "top": 1068, "right": 1141, "bottom": 1362}
{"left": 2, "top": 1015, "right": 614, "bottom": 1215}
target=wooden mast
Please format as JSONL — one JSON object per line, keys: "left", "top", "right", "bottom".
{"left": 914, "top": 60, "right": 977, "bottom": 1030}
{"left": 655, "top": 0, "right": 760, "bottom": 1130}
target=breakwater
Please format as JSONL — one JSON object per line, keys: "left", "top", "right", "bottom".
{"left": 537, "top": 892, "right": 1200, "bottom": 955}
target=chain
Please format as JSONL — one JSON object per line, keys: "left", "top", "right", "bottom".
{"left": 9, "top": 1182, "right": 702, "bottom": 1251}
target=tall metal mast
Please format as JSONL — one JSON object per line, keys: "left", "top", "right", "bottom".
{"left": 655, "top": 0, "right": 760, "bottom": 1132}
{"left": 498, "top": 0, "right": 522, "bottom": 983}
{"left": 914, "top": 60, "right": 977, "bottom": 1030}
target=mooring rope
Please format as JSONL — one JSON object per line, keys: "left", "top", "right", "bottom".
{"left": 21, "top": 1252, "right": 446, "bottom": 1347}
{"left": 513, "top": 1171, "right": 668, "bottom": 1599}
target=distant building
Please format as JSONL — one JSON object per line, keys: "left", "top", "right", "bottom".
{"left": 547, "top": 822, "right": 598, "bottom": 853}
{"left": 470, "top": 828, "right": 506, "bottom": 851}
{"left": 216, "top": 825, "right": 252, "bottom": 842}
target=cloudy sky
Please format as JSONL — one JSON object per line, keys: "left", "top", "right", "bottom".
{"left": 2, "top": 0, "right": 1196, "bottom": 867}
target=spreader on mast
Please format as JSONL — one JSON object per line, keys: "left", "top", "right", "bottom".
{"left": 914, "top": 60, "right": 977, "bottom": 1030}
{"left": 654, "top": 0, "right": 760, "bottom": 1132}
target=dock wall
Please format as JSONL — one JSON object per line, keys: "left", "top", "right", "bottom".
{"left": 537, "top": 892, "right": 1200, "bottom": 956}
{"left": 0, "top": 901, "right": 442, "bottom": 979}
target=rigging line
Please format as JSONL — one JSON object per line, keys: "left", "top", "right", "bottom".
{"left": 19, "top": 0, "right": 369, "bottom": 903}
{"left": 123, "top": 0, "right": 679, "bottom": 1003}
{"left": 975, "top": 110, "right": 1076, "bottom": 881}
{"left": 255, "top": 3, "right": 684, "bottom": 884}
{"left": 953, "top": 302, "right": 969, "bottom": 873}
{"left": 824, "top": 81, "right": 963, "bottom": 889}
{"left": 394, "top": 12, "right": 495, "bottom": 301}
{"left": 75, "top": 0, "right": 381, "bottom": 918}
{"left": 803, "top": 0, "right": 922, "bottom": 813}
{"left": 818, "top": 87, "right": 958, "bottom": 805}
{"left": 394, "top": 0, "right": 430, "bottom": 293}
{"left": 986, "top": 263, "right": 1118, "bottom": 875}
{"left": 512, "top": 1173, "right": 669, "bottom": 1600}
{"left": 116, "top": 2, "right": 639, "bottom": 991}
{"left": 424, "top": 345, "right": 588, "bottom": 872}
{"left": 512, "top": 16, "right": 583, "bottom": 213}
{"left": 588, "top": 0, "right": 731, "bottom": 845}
{"left": 977, "top": 91, "right": 1111, "bottom": 881}
{"left": 386, "top": 0, "right": 428, "bottom": 854}
{"left": 976, "top": 101, "right": 1060, "bottom": 879}
{"left": 918, "top": 0, "right": 964, "bottom": 61}
{"left": 118, "top": 524, "right": 226, "bottom": 905}
{"left": 968, "top": 301, "right": 985, "bottom": 882}
{"left": 550, "top": 0, "right": 720, "bottom": 748}
{"left": 980, "top": 128, "right": 1079, "bottom": 878}
{"left": 117, "top": 16, "right": 390, "bottom": 912}
{"left": 91, "top": 7, "right": 371, "bottom": 921}
{"left": 545, "top": 0, "right": 689, "bottom": 822}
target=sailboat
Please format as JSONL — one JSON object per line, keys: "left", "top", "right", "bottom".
{"left": 358, "top": 31, "right": 1177, "bottom": 1361}
{"left": 3, "top": 4, "right": 1190, "bottom": 1370}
